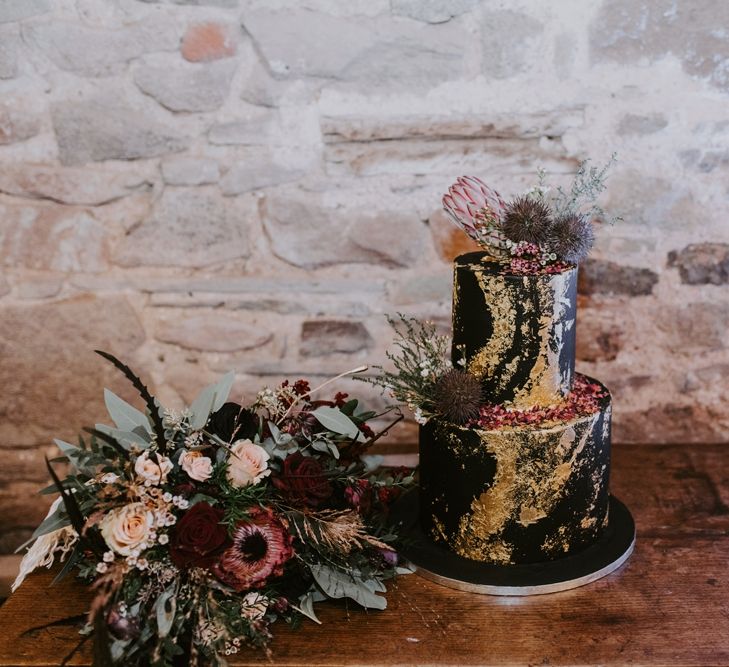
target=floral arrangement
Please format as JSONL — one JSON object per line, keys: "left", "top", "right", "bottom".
{"left": 442, "top": 156, "right": 619, "bottom": 273}
{"left": 360, "top": 316, "right": 607, "bottom": 429}
{"left": 14, "top": 352, "right": 414, "bottom": 666}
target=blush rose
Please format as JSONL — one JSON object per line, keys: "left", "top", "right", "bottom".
{"left": 179, "top": 450, "right": 213, "bottom": 482}
{"left": 100, "top": 502, "right": 154, "bottom": 556}
{"left": 226, "top": 439, "right": 270, "bottom": 488}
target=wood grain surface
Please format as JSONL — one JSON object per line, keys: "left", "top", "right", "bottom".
{"left": 1, "top": 444, "right": 727, "bottom": 666}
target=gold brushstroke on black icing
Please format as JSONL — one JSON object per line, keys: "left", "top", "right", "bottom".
{"left": 457, "top": 259, "right": 576, "bottom": 409}
{"left": 440, "top": 412, "right": 603, "bottom": 564}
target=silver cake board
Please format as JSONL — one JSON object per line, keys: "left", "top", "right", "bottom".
{"left": 394, "top": 495, "right": 635, "bottom": 596}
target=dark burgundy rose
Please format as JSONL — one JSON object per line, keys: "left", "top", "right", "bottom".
{"left": 377, "top": 485, "right": 402, "bottom": 506}
{"left": 271, "top": 452, "right": 333, "bottom": 508}
{"left": 169, "top": 502, "right": 230, "bottom": 569}
{"left": 208, "top": 402, "right": 258, "bottom": 443}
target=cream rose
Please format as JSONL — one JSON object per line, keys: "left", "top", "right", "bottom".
{"left": 134, "top": 451, "right": 173, "bottom": 485}
{"left": 226, "top": 439, "right": 270, "bottom": 487}
{"left": 179, "top": 450, "right": 213, "bottom": 482}
{"left": 100, "top": 503, "right": 154, "bottom": 556}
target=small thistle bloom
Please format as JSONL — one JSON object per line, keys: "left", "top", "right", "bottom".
{"left": 548, "top": 212, "right": 595, "bottom": 263}
{"left": 502, "top": 196, "right": 553, "bottom": 246}
{"left": 432, "top": 369, "right": 484, "bottom": 424}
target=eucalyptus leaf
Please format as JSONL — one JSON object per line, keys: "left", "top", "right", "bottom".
{"left": 295, "top": 592, "right": 322, "bottom": 625}
{"left": 190, "top": 372, "right": 236, "bottom": 430}
{"left": 309, "top": 564, "right": 387, "bottom": 610}
{"left": 189, "top": 384, "right": 216, "bottom": 431}
{"left": 155, "top": 588, "right": 176, "bottom": 638}
{"left": 311, "top": 406, "right": 361, "bottom": 440}
{"left": 104, "top": 389, "right": 151, "bottom": 433}
{"left": 360, "top": 454, "right": 384, "bottom": 473}
{"left": 94, "top": 425, "right": 150, "bottom": 450}
{"left": 211, "top": 371, "right": 235, "bottom": 412}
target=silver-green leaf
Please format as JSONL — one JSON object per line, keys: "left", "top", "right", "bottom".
{"left": 309, "top": 564, "right": 387, "bottom": 610}
{"left": 311, "top": 406, "right": 361, "bottom": 440}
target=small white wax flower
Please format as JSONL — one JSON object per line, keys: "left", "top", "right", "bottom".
{"left": 158, "top": 534, "right": 169, "bottom": 545}
{"left": 420, "top": 369, "right": 429, "bottom": 377}
{"left": 413, "top": 408, "right": 428, "bottom": 426}
{"left": 96, "top": 562, "right": 108, "bottom": 573}
{"left": 100, "top": 473, "right": 119, "bottom": 485}
{"left": 162, "top": 492, "right": 173, "bottom": 503}
{"left": 136, "top": 558, "right": 149, "bottom": 571}
{"left": 177, "top": 499, "right": 190, "bottom": 510}
{"left": 103, "top": 551, "right": 115, "bottom": 563}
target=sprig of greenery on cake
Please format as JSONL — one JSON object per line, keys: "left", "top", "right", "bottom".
{"left": 361, "top": 316, "right": 608, "bottom": 429}
{"left": 442, "top": 155, "right": 618, "bottom": 273}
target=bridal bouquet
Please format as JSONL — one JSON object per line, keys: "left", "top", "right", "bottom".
{"left": 15, "top": 352, "right": 413, "bottom": 666}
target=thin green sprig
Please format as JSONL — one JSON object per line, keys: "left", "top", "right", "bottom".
{"left": 356, "top": 314, "right": 452, "bottom": 421}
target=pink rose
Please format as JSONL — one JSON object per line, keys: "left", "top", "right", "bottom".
{"left": 179, "top": 450, "right": 213, "bottom": 482}
{"left": 226, "top": 439, "right": 270, "bottom": 488}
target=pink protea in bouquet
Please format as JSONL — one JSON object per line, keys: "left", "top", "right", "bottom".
{"left": 14, "top": 352, "right": 414, "bottom": 666}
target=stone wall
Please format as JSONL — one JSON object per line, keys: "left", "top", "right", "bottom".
{"left": 1, "top": 0, "right": 729, "bottom": 552}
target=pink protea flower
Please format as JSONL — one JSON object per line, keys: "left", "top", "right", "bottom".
{"left": 213, "top": 507, "right": 293, "bottom": 591}
{"left": 442, "top": 176, "right": 508, "bottom": 253}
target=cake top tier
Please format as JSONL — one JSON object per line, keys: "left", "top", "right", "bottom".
{"left": 452, "top": 251, "right": 577, "bottom": 409}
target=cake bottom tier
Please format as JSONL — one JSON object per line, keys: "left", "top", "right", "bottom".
{"left": 419, "top": 382, "right": 612, "bottom": 565}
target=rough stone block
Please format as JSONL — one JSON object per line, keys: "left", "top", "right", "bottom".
{"left": 0, "top": 102, "right": 40, "bottom": 145}
{"left": 140, "top": 0, "right": 239, "bottom": 5}
{"left": 300, "top": 320, "right": 372, "bottom": 357}
{"left": 591, "top": 0, "right": 729, "bottom": 92}
{"left": 0, "top": 295, "right": 145, "bottom": 448}
{"left": 0, "top": 164, "right": 151, "bottom": 206}
{"left": 113, "top": 188, "right": 251, "bottom": 268}
{"left": 615, "top": 403, "right": 729, "bottom": 443}
{"left": 154, "top": 310, "right": 273, "bottom": 352}
{"left": 0, "top": 29, "right": 19, "bottom": 79}
{"left": 52, "top": 96, "right": 188, "bottom": 165}
{"left": 208, "top": 114, "right": 276, "bottom": 146}
{"left": 578, "top": 258, "right": 659, "bottom": 297}
{"left": 0, "top": 0, "right": 49, "bottom": 23}
{"left": 22, "top": 18, "right": 179, "bottom": 77}
{"left": 0, "top": 203, "right": 109, "bottom": 273}
{"left": 668, "top": 243, "right": 729, "bottom": 285}
{"left": 659, "top": 303, "right": 729, "bottom": 351}
{"left": 220, "top": 157, "right": 302, "bottom": 195}
{"left": 617, "top": 113, "right": 668, "bottom": 135}
{"left": 320, "top": 109, "right": 585, "bottom": 143}
{"left": 261, "top": 189, "right": 427, "bottom": 269}
{"left": 181, "top": 22, "right": 237, "bottom": 62}
{"left": 390, "top": 0, "right": 479, "bottom": 23}
{"left": 242, "top": 9, "right": 467, "bottom": 87}
{"left": 481, "top": 9, "right": 543, "bottom": 79}
{"left": 161, "top": 157, "right": 220, "bottom": 185}
{"left": 134, "top": 60, "right": 236, "bottom": 112}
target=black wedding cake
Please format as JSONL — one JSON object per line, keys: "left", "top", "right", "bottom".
{"left": 419, "top": 253, "right": 612, "bottom": 564}
{"left": 396, "top": 169, "right": 635, "bottom": 586}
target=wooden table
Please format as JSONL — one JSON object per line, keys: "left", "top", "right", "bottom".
{"left": 1, "top": 444, "right": 728, "bottom": 666}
